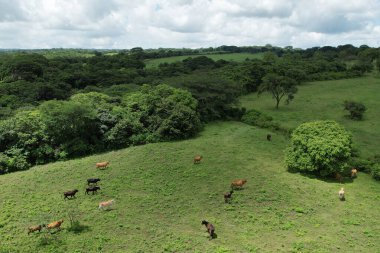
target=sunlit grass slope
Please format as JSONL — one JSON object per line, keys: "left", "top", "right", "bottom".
{"left": 240, "top": 76, "right": 380, "bottom": 157}
{"left": 144, "top": 53, "right": 264, "bottom": 69}
{"left": 0, "top": 122, "right": 379, "bottom": 252}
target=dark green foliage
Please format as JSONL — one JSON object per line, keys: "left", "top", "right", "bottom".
{"left": 371, "top": 164, "right": 380, "bottom": 180}
{"left": 164, "top": 71, "right": 242, "bottom": 121}
{"left": 182, "top": 56, "right": 216, "bottom": 70}
{"left": 223, "top": 60, "right": 266, "bottom": 92}
{"left": 285, "top": 120, "right": 352, "bottom": 176}
{"left": 241, "top": 109, "right": 279, "bottom": 130}
{"left": 105, "top": 115, "right": 145, "bottom": 148}
{"left": 39, "top": 100, "right": 99, "bottom": 157}
{"left": 258, "top": 73, "right": 298, "bottom": 109}
{"left": 349, "top": 157, "right": 373, "bottom": 173}
{"left": 123, "top": 84, "right": 202, "bottom": 140}
{"left": 0, "top": 53, "right": 48, "bottom": 82}
{"left": 0, "top": 85, "right": 202, "bottom": 173}
{"left": 241, "top": 109, "right": 292, "bottom": 136}
{"left": 0, "top": 110, "right": 53, "bottom": 168}
{"left": 343, "top": 101, "right": 366, "bottom": 120}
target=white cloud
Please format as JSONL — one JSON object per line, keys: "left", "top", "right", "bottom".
{"left": 0, "top": 0, "right": 380, "bottom": 49}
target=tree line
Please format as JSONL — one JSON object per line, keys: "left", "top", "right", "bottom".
{"left": 0, "top": 44, "right": 379, "bottom": 173}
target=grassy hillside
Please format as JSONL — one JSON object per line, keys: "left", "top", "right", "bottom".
{"left": 0, "top": 122, "right": 379, "bottom": 252}
{"left": 240, "top": 76, "right": 380, "bottom": 157}
{"left": 144, "top": 53, "right": 264, "bottom": 69}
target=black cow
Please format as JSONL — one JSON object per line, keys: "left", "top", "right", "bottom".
{"left": 64, "top": 189, "right": 78, "bottom": 199}
{"left": 87, "top": 178, "right": 101, "bottom": 185}
{"left": 85, "top": 186, "right": 101, "bottom": 195}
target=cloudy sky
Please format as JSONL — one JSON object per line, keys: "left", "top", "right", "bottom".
{"left": 1, "top": 0, "right": 380, "bottom": 49}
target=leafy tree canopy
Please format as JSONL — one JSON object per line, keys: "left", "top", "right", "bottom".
{"left": 285, "top": 120, "right": 352, "bottom": 176}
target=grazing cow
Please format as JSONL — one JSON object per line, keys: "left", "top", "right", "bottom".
{"left": 28, "top": 224, "right": 45, "bottom": 235}
{"left": 96, "top": 161, "right": 109, "bottom": 169}
{"left": 194, "top": 155, "right": 202, "bottom": 164}
{"left": 64, "top": 189, "right": 78, "bottom": 199}
{"left": 231, "top": 179, "right": 247, "bottom": 189}
{"left": 267, "top": 134, "right": 272, "bottom": 141}
{"left": 87, "top": 178, "right": 101, "bottom": 185}
{"left": 201, "top": 220, "right": 215, "bottom": 239}
{"left": 335, "top": 173, "right": 343, "bottom": 183}
{"left": 339, "top": 187, "right": 345, "bottom": 201}
{"left": 99, "top": 199, "right": 115, "bottom": 210}
{"left": 351, "top": 168, "right": 358, "bottom": 178}
{"left": 223, "top": 190, "right": 234, "bottom": 203}
{"left": 47, "top": 220, "right": 64, "bottom": 231}
{"left": 86, "top": 186, "right": 101, "bottom": 195}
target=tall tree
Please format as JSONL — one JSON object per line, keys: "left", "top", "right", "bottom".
{"left": 258, "top": 73, "right": 297, "bottom": 109}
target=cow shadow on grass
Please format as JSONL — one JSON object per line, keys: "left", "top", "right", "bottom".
{"left": 67, "top": 221, "right": 90, "bottom": 234}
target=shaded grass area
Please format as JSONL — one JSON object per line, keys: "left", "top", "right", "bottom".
{"left": 0, "top": 122, "right": 379, "bottom": 252}
{"left": 240, "top": 76, "right": 380, "bottom": 157}
{"left": 144, "top": 53, "right": 264, "bottom": 69}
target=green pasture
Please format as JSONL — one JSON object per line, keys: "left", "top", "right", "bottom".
{"left": 0, "top": 121, "right": 379, "bottom": 252}
{"left": 240, "top": 76, "right": 380, "bottom": 158}
{"left": 144, "top": 53, "right": 264, "bottom": 69}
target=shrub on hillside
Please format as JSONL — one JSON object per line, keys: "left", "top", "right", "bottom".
{"left": 343, "top": 101, "right": 366, "bottom": 120}
{"left": 371, "top": 164, "right": 380, "bottom": 180}
{"left": 285, "top": 120, "right": 352, "bottom": 176}
{"left": 241, "top": 109, "right": 279, "bottom": 130}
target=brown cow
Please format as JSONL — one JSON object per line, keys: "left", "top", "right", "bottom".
{"left": 28, "top": 224, "right": 45, "bottom": 235}
{"left": 47, "top": 220, "right": 64, "bottom": 231}
{"left": 194, "top": 155, "right": 202, "bottom": 164}
{"left": 231, "top": 179, "right": 247, "bottom": 189}
{"left": 201, "top": 220, "right": 215, "bottom": 239}
{"left": 351, "top": 168, "right": 358, "bottom": 178}
{"left": 96, "top": 161, "right": 109, "bottom": 169}
{"left": 267, "top": 134, "right": 272, "bottom": 141}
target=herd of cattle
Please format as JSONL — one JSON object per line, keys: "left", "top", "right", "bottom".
{"left": 27, "top": 161, "right": 114, "bottom": 235}
{"left": 27, "top": 143, "right": 358, "bottom": 240}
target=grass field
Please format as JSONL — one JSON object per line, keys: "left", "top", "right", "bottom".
{"left": 144, "top": 53, "right": 264, "bottom": 69}
{"left": 0, "top": 121, "right": 379, "bottom": 252}
{"left": 240, "top": 76, "right": 380, "bottom": 158}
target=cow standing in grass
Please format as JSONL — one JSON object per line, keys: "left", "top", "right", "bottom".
{"left": 86, "top": 186, "right": 100, "bottom": 195}
{"left": 231, "top": 179, "right": 247, "bottom": 189}
{"left": 339, "top": 188, "right": 345, "bottom": 201}
{"left": 194, "top": 155, "right": 202, "bottom": 164}
{"left": 64, "top": 189, "right": 78, "bottom": 199}
{"left": 47, "top": 220, "right": 64, "bottom": 231}
{"left": 87, "top": 178, "right": 101, "bottom": 185}
{"left": 96, "top": 161, "right": 109, "bottom": 169}
{"left": 351, "top": 168, "right": 358, "bottom": 178}
{"left": 99, "top": 199, "right": 115, "bottom": 210}
{"left": 223, "top": 190, "right": 233, "bottom": 203}
{"left": 28, "top": 224, "right": 45, "bottom": 235}
{"left": 201, "top": 220, "right": 215, "bottom": 239}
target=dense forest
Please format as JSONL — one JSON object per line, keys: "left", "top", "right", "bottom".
{"left": 0, "top": 44, "right": 379, "bottom": 174}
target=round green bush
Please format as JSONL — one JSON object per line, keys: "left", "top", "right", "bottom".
{"left": 285, "top": 120, "right": 352, "bottom": 176}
